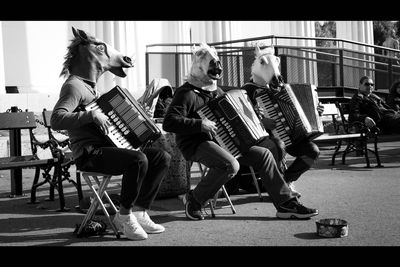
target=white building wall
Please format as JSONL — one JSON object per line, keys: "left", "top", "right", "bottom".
{"left": 0, "top": 21, "right": 168, "bottom": 111}
{"left": 0, "top": 22, "right": 5, "bottom": 98}
{"left": 336, "top": 21, "right": 375, "bottom": 86}
{"left": 0, "top": 21, "right": 374, "bottom": 112}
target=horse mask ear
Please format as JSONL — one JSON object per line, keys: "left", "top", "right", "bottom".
{"left": 191, "top": 44, "right": 198, "bottom": 56}
{"left": 254, "top": 46, "right": 261, "bottom": 58}
{"left": 72, "top": 27, "right": 89, "bottom": 42}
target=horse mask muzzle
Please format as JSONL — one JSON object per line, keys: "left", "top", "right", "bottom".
{"left": 207, "top": 59, "right": 222, "bottom": 80}
{"left": 109, "top": 55, "right": 134, "bottom": 78}
{"left": 71, "top": 27, "right": 134, "bottom": 78}
{"left": 269, "top": 74, "right": 285, "bottom": 89}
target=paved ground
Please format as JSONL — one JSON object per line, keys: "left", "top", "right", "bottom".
{"left": 0, "top": 140, "right": 399, "bottom": 247}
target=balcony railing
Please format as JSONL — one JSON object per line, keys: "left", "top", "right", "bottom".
{"left": 146, "top": 35, "right": 400, "bottom": 101}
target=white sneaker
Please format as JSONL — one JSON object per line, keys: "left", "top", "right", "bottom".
{"left": 287, "top": 182, "right": 302, "bottom": 198}
{"left": 113, "top": 212, "right": 148, "bottom": 240}
{"left": 133, "top": 210, "right": 165, "bottom": 234}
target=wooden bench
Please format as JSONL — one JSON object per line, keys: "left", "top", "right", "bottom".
{"left": 314, "top": 103, "right": 382, "bottom": 168}
{"left": 42, "top": 109, "right": 83, "bottom": 206}
{"left": 0, "top": 107, "right": 68, "bottom": 211}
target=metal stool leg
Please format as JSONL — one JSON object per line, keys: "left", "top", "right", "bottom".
{"left": 196, "top": 162, "right": 236, "bottom": 217}
{"left": 221, "top": 185, "right": 236, "bottom": 214}
{"left": 249, "top": 166, "right": 263, "bottom": 201}
{"left": 77, "top": 173, "right": 120, "bottom": 238}
{"left": 90, "top": 175, "right": 120, "bottom": 237}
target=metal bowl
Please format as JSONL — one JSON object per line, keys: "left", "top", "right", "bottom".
{"left": 316, "top": 218, "right": 348, "bottom": 238}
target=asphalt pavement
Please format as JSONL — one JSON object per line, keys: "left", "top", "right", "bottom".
{"left": 1, "top": 140, "right": 399, "bottom": 247}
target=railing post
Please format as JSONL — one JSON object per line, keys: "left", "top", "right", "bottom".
{"left": 388, "top": 59, "right": 393, "bottom": 89}
{"left": 332, "top": 61, "right": 337, "bottom": 86}
{"left": 280, "top": 55, "right": 288, "bottom": 83}
{"left": 145, "top": 52, "right": 149, "bottom": 87}
{"left": 339, "top": 50, "right": 344, "bottom": 87}
{"left": 236, "top": 54, "right": 241, "bottom": 87}
{"left": 175, "top": 53, "right": 180, "bottom": 89}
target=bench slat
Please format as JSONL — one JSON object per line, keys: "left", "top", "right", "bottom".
{"left": 315, "top": 133, "right": 363, "bottom": 141}
{"left": 0, "top": 112, "right": 36, "bottom": 130}
{"left": 0, "top": 155, "right": 59, "bottom": 170}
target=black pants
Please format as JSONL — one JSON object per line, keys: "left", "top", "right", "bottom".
{"left": 76, "top": 146, "right": 171, "bottom": 210}
{"left": 284, "top": 140, "right": 320, "bottom": 183}
{"left": 380, "top": 114, "right": 400, "bottom": 134}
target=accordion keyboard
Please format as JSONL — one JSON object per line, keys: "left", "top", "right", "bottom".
{"left": 197, "top": 89, "right": 268, "bottom": 158}
{"left": 256, "top": 84, "right": 316, "bottom": 147}
{"left": 198, "top": 106, "right": 242, "bottom": 158}
{"left": 86, "top": 101, "right": 136, "bottom": 150}
{"left": 85, "top": 86, "right": 161, "bottom": 150}
{"left": 257, "top": 93, "right": 293, "bottom": 147}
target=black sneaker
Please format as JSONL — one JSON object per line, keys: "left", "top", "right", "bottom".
{"left": 183, "top": 190, "right": 205, "bottom": 220}
{"left": 276, "top": 199, "right": 318, "bottom": 219}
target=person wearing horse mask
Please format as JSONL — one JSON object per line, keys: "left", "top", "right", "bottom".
{"left": 242, "top": 46, "right": 323, "bottom": 199}
{"left": 51, "top": 27, "right": 171, "bottom": 241}
{"left": 163, "top": 43, "right": 318, "bottom": 220}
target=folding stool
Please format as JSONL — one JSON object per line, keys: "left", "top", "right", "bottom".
{"left": 76, "top": 171, "right": 120, "bottom": 238}
{"left": 196, "top": 162, "right": 236, "bottom": 218}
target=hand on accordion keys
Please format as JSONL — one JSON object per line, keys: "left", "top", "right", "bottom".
{"left": 255, "top": 104, "right": 277, "bottom": 130}
{"left": 261, "top": 117, "right": 277, "bottom": 130}
{"left": 91, "top": 110, "right": 112, "bottom": 135}
{"left": 201, "top": 117, "right": 218, "bottom": 139}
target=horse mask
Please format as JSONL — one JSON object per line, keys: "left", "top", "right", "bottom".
{"left": 60, "top": 27, "right": 134, "bottom": 78}
{"left": 251, "top": 46, "right": 284, "bottom": 89}
{"left": 186, "top": 43, "right": 222, "bottom": 91}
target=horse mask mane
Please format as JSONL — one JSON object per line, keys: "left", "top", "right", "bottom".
{"left": 250, "top": 46, "right": 284, "bottom": 89}
{"left": 186, "top": 43, "right": 222, "bottom": 92}
{"left": 60, "top": 27, "right": 134, "bottom": 79}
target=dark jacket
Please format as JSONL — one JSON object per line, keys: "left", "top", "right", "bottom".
{"left": 241, "top": 81, "right": 264, "bottom": 106}
{"left": 386, "top": 82, "right": 400, "bottom": 111}
{"left": 162, "top": 82, "right": 224, "bottom": 160}
{"left": 348, "top": 92, "right": 397, "bottom": 124}
{"left": 386, "top": 94, "right": 400, "bottom": 111}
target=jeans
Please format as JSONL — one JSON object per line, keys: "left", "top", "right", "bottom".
{"left": 284, "top": 140, "right": 320, "bottom": 183}
{"left": 190, "top": 140, "right": 295, "bottom": 208}
{"left": 76, "top": 145, "right": 171, "bottom": 210}
{"left": 190, "top": 141, "right": 240, "bottom": 206}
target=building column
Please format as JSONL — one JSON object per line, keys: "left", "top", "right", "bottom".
{"left": 271, "top": 21, "right": 318, "bottom": 85}
{"left": 336, "top": 21, "right": 375, "bottom": 86}
{"left": 0, "top": 22, "right": 5, "bottom": 96}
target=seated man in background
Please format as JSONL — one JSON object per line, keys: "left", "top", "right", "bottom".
{"left": 349, "top": 76, "right": 400, "bottom": 134}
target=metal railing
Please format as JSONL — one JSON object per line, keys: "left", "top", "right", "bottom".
{"left": 145, "top": 35, "right": 400, "bottom": 94}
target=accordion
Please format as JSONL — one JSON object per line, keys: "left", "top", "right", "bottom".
{"left": 197, "top": 89, "right": 269, "bottom": 158}
{"left": 85, "top": 85, "right": 161, "bottom": 150}
{"left": 255, "top": 83, "right": 323, "bottom": 147}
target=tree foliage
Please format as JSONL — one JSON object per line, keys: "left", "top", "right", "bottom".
{"left": 373, "top": 21, "right": 398, "bottom": 46}
{"left": 315, "top": 21, "right": 336, "bottom": 47}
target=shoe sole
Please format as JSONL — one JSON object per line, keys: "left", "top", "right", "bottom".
{"left": 114, "top": 216, "right": 150, "bottom": 239}
{"left": 183, "top": 194, "right": 204, "bottom": 220}
{"left": 145, "top": 229, "right": 165, "bottom": 234}
{"left": 276, "top": 211, "right": 318, "bottom": 219}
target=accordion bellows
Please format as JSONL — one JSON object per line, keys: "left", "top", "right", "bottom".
{"left": 255, "top": 83, "right": 324, "bottom": 147}
{"left": 197, "top": 89, "right": 269, "bottom": 158}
